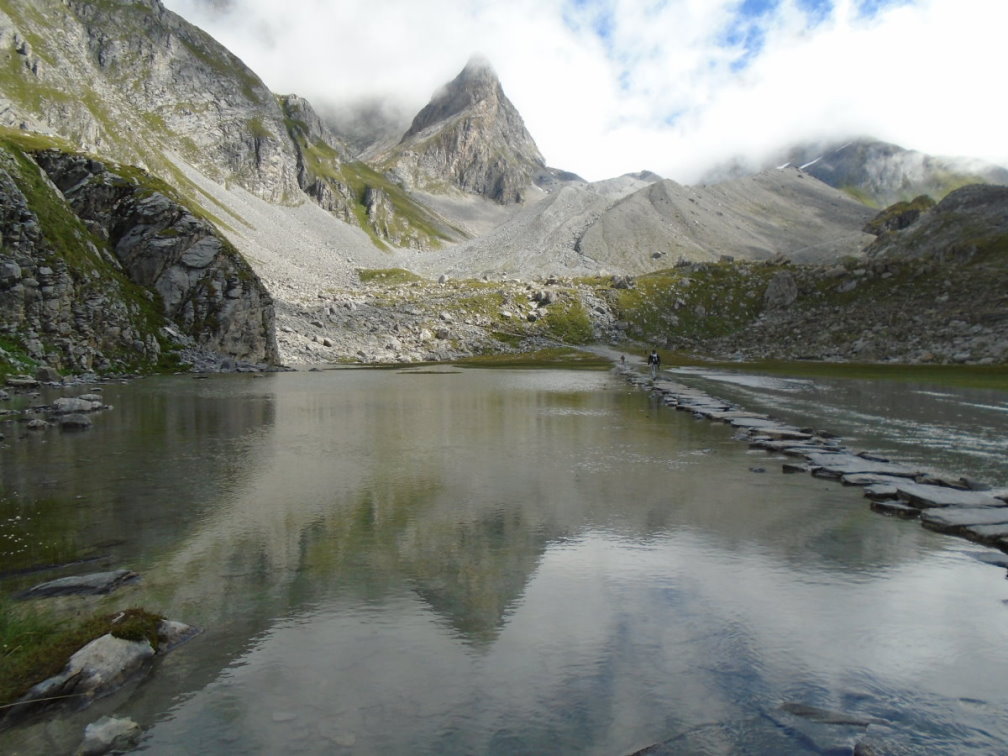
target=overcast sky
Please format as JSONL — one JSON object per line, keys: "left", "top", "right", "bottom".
{"left": 162, "top": 0, "right": 1006, "bottom": 183}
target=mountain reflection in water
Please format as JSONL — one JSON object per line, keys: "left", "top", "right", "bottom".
{"left": 2, "top": 368, "right": 1007, "bottom": 754}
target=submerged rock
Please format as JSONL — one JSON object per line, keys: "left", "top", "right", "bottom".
{"left": 79, "top": 715, "right": 142, "bottom": 756}
{"left": 59, "top": 414, "right": 93, "bottom": 430}
{"left": 17, "top": 569, "right": 139, "bottom": 599}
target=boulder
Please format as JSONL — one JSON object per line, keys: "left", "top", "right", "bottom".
{"left": 13, "top": 635, "right": 154, "bottom": 715}
{"left": 59, "top": 413, "right": 93, "bottom": 430}
{"left": 52, "top": 396, "right": 103, "bottom": 414}
{"left": 35, "top": 365, "right": 61, "bottom": 383}
{"left": 763, "top": 270, "right": 798, "bottom": 309}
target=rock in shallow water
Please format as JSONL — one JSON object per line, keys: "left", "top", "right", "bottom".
{"left": 79, "top": 716, "right": 142, "bottom": 756}
{"left": 17, "top": 569, "right": 139, "bottom": 599}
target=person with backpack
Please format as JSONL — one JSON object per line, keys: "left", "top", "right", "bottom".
{"left": 647, "top": 349, "right": 661, "bottom": 378}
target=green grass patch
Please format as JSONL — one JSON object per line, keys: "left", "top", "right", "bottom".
{"left": 544, "top": 299, "right": 593, "bottom": 345}
{"left": 0, "top": 603, "right": 163, "bottom": 708}
{"left": 0, "top": 334, "right": 37, "bottom": 380}
{"left": 674, "top": 358, "right": 1008, "bottom": 391}
{"left": 612, "top": 263, "right": 777, "bottom": 343}
{"left": 357, "top": 268, "right": 424, "bottom": 285}
{"left": 490, "top": 331, "right": 523, "bottom": 347}
{"left": 455, "top": 348, "right": 610, "bottom": 369}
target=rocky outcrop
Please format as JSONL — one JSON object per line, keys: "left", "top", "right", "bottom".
{"left": 0, "top": 137, "right": 278, "bottom": 374}
{"left": 33, "top": 149, "right": 278, "bottom": 364}
{"left": 865, "top": 184, "right": 1008, "bottom": 263}
{"left": 863, "top": 194, "right": 935, "bottom": 236}
{"left": 0, "top": 144, "right": 164, "bottom": 373}
{"left": 381, "top": 57, "right": 547, "bottom": 204}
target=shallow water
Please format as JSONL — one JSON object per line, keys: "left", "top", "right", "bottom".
{"left": 673, "top": 366, "right": 1008, "bottom": 487}
{"left": 2, "top": 368, "right": 1008, "bottom": 754}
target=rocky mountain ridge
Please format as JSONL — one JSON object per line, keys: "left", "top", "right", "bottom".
{"left": 0, "top": 0, "right": 461, "bottom": 253}
{"left": 708, "top": 138, "right": 1008, "bottom": 207}
{"left": 1, "top": 0, "right": 1005, "bottom": 373}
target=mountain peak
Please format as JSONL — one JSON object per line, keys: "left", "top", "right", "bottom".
{"left": 389, "top": 57, "right": 545, "bottom": 204}
{"left": 402, "top": 55, "right": 505, "bottom": 140}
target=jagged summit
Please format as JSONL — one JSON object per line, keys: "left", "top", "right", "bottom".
{"left": 402, "top": 55, "right": 501, "bottom": 140}
{"left": 380, "top": 57, "right": 546, "bottom": 204}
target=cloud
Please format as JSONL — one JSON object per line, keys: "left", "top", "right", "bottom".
{"left": 163, "top": 0, "right": 1008, "bottom": 182}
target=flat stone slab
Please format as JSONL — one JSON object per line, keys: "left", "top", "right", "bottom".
{"left": 864, "top": 483, "right": 899, "bottom": 501}
{"left": 964, "top": 523, "right": 1008, "bottom": 543}
{"left": 805, "top": 452, "right": 920, "bottom": 479}
{"left": 729, "top": 417, "right": 788, "bottom": 429}
{"left": 920, "top": 507, "right": 1008, "bottom": 532}
{"left": 895, "top": 482, "right": 1005, "bottom": 509}
{"left": 17, "top": 569, "right": 139, "bottom": 599}
{"left": 755, "top": 428, "right": 814, "bottom": 441}
{"left": 842, "top": 473, "right": 913, "bottom": 487}
{"left": 705, "top": 410, "right": 771, "bottom": 421}
{"left": 750, "top": 439, "right": 831, "bottom": 452}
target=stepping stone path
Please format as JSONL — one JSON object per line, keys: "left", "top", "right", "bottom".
{"left": 618, "top": 366, "right": 1008, "bottom": 554}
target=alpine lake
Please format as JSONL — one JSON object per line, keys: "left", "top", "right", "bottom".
{"left": 2, "top": 360, "right": 1008, "bottom": 754}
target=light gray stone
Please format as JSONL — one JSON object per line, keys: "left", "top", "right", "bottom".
{"left": 895, "top": 482, "right": 1005, "bottom": 509}
{"left": 52, "top": 396, "right": 103, "bottom": 414}
{"left": 79, "top": 716, "right": 141, "bottom": 756}
{"left": 16, "top": 634, "right": 154, "bottom": 712}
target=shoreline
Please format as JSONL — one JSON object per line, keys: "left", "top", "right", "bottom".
{"left": 615, "top": 362, "right": 1008, "bottom": 557}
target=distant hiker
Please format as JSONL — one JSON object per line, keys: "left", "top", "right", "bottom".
{"left": 620, "top": 354, "right": 626, "bottom": 368}
{"left": 647, "top": 349, "right": 660, "bottom": 378}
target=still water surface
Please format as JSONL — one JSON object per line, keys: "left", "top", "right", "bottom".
{"left": 2, "top": 367, "right": 1008, "bottom": 754}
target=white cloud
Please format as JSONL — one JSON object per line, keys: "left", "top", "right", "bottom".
{"left": 163, "top": 0, "right": 1008, "bottom": 182}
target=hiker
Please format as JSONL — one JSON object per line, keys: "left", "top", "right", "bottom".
{"left": 647, "top": 349, "right": 660, "bottom": 378}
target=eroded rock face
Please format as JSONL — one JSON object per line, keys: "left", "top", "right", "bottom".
{"left": 0, "top": 148, "right": 163, "bottom": 372}
{"left": 34, "top": 150, "right": 278, "bottom": 364}
{"left": 384, "top": 57, "right": 546, "bottom": 204}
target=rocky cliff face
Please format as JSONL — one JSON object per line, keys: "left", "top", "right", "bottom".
{"left": 0, "top": 143, "right": 162, "bottom": 374}
{"left": 0, "top": 0, "right": 301, "bottom": 203}
{"left": 0, "top": 134, "right": 277, "bottom": 374}
{"left": 379, "top": 58, "right": 547, "bottom": 204}
{"left": 0, "top": 0, "right": 454, "bottom": 251}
